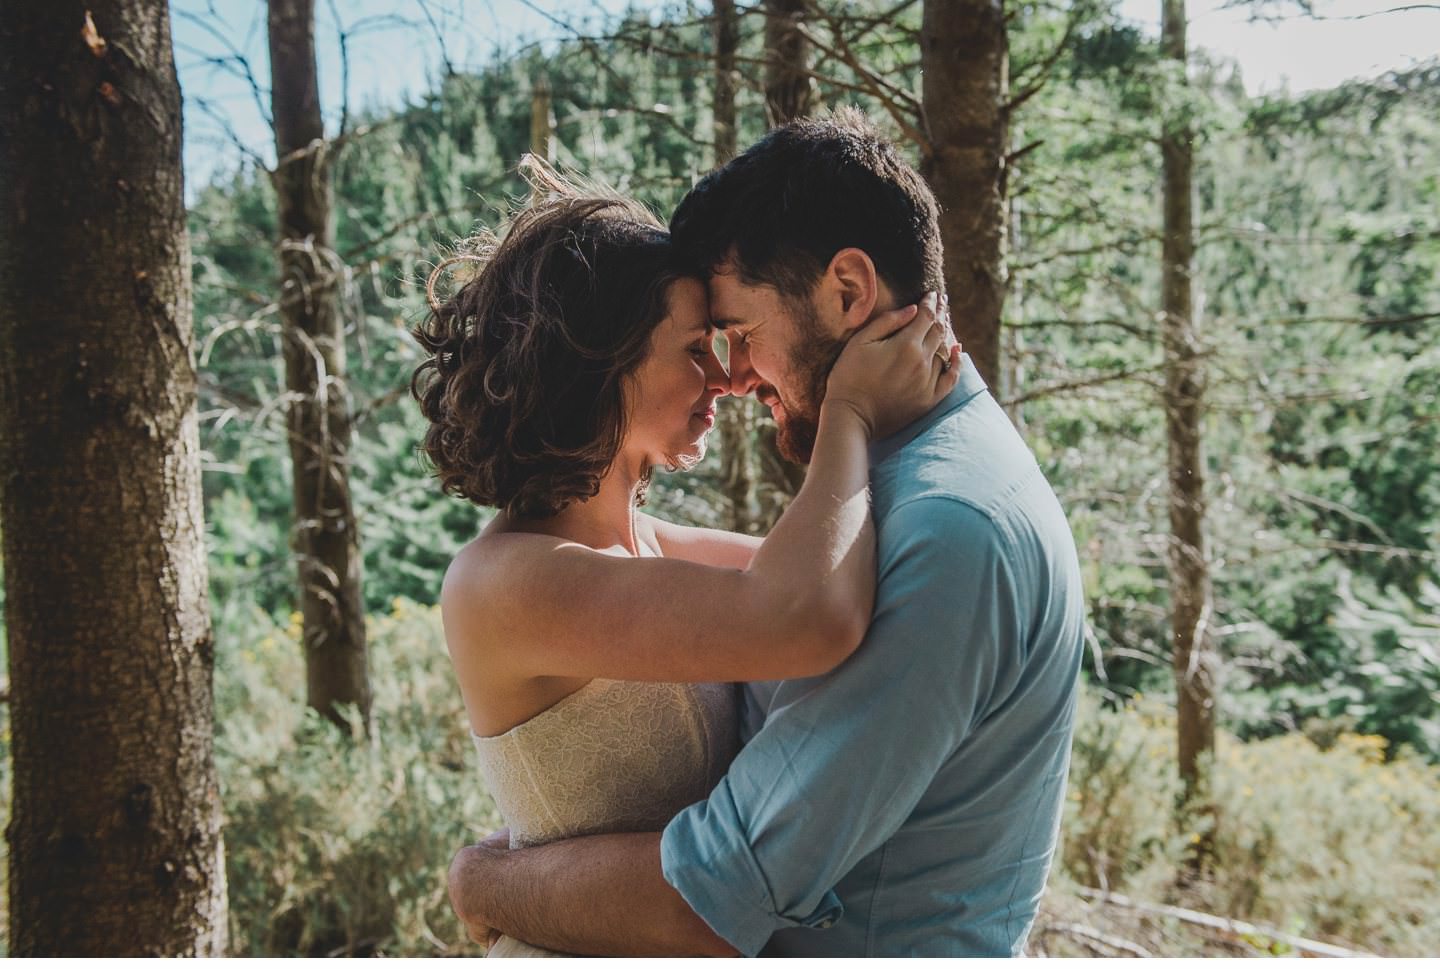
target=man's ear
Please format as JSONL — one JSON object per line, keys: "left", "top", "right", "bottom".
{"left": 823, "top": 248, "right": 878, "bottom": 335}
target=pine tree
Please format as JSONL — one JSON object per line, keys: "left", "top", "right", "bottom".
{"left": 1159, "top": 0, "right": 1217, "bottom": 853}
{"left": 268, "top": 0, "right": 371, "bottom": 729}
{"left": 0, "top": 2, "right": 228, "bottom": 953}
{"left": 921, "top": 0, "right": 1009, "bottom": 390}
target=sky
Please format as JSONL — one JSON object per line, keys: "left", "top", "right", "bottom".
{"left": 174, "top": 0, "right": 1439, "bottom": 195}
{"left": 1118, "top": 0, "right": 1439, "bottom": 91}
{"left": 174, "top": 0, "right": 638, "bottom": 192}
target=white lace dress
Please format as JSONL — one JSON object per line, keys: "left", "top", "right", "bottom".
{"left": 471, "top": 678, "right": 739, "bottom": 957}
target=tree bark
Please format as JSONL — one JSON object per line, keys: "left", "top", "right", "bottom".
{"left": 713, "top": 0, "right": 739, "bottom": 166}
{"left": 754, "top": 0, "right": 815, "bottom": 518}
{"left": 920, "top": 0, "right": 1009, "bottom": 391}
{"left": 530, "top": 73, "right": 554, "bottom": 162}
{"left": 1160, "top": 0, "right": 1217, "bottom": 835}
{"left": 268, "top": 0, "right": 371, "bottom": 729}
{"left": 712, "top": 0, "right": 760, "bottom": 533}
{"left": 0, "top": 2, "right": 228, "bottom": 954}
{"left": 762, "top": 0, "right": 814, "bottom": 127}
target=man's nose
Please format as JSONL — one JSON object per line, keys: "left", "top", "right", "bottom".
{"left": 703, "top": 346, "right": 732, "bottom": 396}
{"left": 726, "top": 338, "right": 760, "bottom": 397}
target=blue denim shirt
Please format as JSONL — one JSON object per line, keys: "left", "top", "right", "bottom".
{"left": 660, "top": 357, "right": 1085, "bottom": 956}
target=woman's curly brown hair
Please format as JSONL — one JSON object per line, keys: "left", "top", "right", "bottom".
{"left": 411, "top": 161, "right": 683, "bottom": 519}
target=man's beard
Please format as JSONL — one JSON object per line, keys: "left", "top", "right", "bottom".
{"left": 772, "top": 296, "right": 847, "bottom": 465}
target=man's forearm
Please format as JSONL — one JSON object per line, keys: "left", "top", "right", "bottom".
{"left": 449, "top": 831, "right": 738, "bottom": 956}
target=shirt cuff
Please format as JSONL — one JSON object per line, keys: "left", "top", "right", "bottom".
{"left": 660, "top": 781, "right": 844, "bottom": 957}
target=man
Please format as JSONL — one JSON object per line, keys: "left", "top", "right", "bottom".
{"left": 447, "top": 109, "right": 1085, "bottom": 957}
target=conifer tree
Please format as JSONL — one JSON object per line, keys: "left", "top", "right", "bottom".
{"left": 268, "top": 0, "right": 371, "bottom": 729}
{"left": 0, "top": 2, "right": 228, "bottom": 953}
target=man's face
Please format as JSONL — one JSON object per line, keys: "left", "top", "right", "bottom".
{"left": 707, "top": 266, "right": 847, "bottom": 464}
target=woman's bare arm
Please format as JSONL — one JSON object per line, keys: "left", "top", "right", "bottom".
{"left": 444, "top": 401, "right": 875, "bottom": 685}
{"left": 445, "top": 303, "right": 959, "bottom": 685}
{"left": 641, "top": 514, "right": 763, "bottom": 570}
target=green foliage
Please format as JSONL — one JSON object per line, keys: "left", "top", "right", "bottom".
{"left": 1012, "top": 21, "right": 1440, "bottom": 754}
{"left": 0, "top": 699, "right": 7, "bottom": 957}
{"left": 166, "top": 1, "right": 1440, "bottom": 954}
{"left": 1061, "top": 689, "right": 1440, "bottom": 955}
{"left": 215, "top": 598, "right": 497, "bottom": 956}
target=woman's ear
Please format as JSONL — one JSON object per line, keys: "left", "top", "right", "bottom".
{"left": 824, "top": 248, "right": 878, "bottom": 333}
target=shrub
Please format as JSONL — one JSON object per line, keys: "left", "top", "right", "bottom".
{"left": 215, "top": 598, "right": 499, "bottom": 956}
{"left": 1060, "top": 688, "right": 1440, "bottom": 955}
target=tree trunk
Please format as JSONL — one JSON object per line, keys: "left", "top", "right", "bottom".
{"left": 530, "top": 73, "right": 554, "bottom": 162}
{"left": 1160, "top": 0, "right": 1217, "bottom": 844}
{"left": 712, "top": 0, "right": 760, "bottom": 533}
{"left": 762, "top": 0, "right": 814, "bottom": 127}
{"left": 0, "top": 2, "right": 228, "bottom": 954}
{"left": 754, "top": 0, "right": 814, "bottom": 519}
{"left": 920, "top": 0, "right": 1009, "bottom": 391}
{"left": 713, "top": 0, "right": 739, "bottom": 166}
{"left": 268, "top": 0, "right": 370, "bottom": 730}
{"left": 1005, "top": 179, "right": 1027, "bottom": 425}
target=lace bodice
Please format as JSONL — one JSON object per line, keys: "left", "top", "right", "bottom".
{"left": 470, "top": 678, "right": 740, "bottom": 956}
{"left": 471, "top": 678, "right": 739, "bottom": 851}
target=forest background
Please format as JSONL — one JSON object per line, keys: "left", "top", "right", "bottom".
{"left": 1, "top": 0, "right": 1438, "bottom": 957}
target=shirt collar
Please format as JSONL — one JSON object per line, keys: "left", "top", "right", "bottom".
{"left": 868, "top": 353, "right": 989, "bottom": 466}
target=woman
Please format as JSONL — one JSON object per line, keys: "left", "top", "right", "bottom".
{"left": 412, "top": 167, "right": 958, "bottom": 956}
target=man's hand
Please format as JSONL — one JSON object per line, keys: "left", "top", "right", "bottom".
{"left": 448, "top": 828, "right": 510, "bottom": 950}
{"left": 825, "top": 293, "right": 962, "bottom": 441}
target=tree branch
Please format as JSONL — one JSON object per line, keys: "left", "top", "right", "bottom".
{"left": 1076, "top": 887, "right": 1373, "bottom": 957}
{"left": 1004, "top": 361, "right": 1167, "bottom": 407}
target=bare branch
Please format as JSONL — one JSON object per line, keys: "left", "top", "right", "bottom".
{"left": 1277, "top": 487, "right": 1398, "bottom": 545}
{"left": 1011, "top": 232, "right": 1157, "bottom": 271}
{"left": 1010, "top": 316, "right": 1151, "bottom": 339}
{"left": 323, "top": 0, "right": 351, "bottom": 137}
{"left": 173, "top": 7, "right": 272, "bottom": 127}
{"left": 416, "top": 0, "right": 456, "bottom": 77}
{"left": 1266, "top": 310, "right": 1440, "bottom": 327}
{"left": 1007, "top": 7, "right": 1083, "bottom": 113}
{"left": 798, "top": 5, "right": 928, "bottom": 149}
{"left": 1076, "top": 887, "right": 1374, "bottom": 958}
{"left": 183, "top": 93, "right": 272, "bottom": 170}
{"left": 1041, "top": 922, "right": 1153, "bottom": 958}
{"left": 1004, "top": 361, "right": 1167, "bottom": 407}
{"left": 1236, "top": 1, "right": 1439, "bottom": 20}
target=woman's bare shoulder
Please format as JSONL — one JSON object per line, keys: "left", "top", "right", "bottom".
{"left": 444, "top": 530, "right": 569, "bottom": 608}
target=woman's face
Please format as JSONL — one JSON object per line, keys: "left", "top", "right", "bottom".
{"left": 625, "top": 277, "right": 731, "bottom": 472}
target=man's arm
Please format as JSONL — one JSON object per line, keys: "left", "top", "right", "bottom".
{"left": 659, "top": 498, "right": 1024, "bottom": 955}
{"left": 447, "top": 832, "right": 738, "bottom": 957}
{"left": 449, "top": 498, "right": 1022, "bottom": 957}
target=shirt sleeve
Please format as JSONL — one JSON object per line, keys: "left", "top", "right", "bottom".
{"left": 660, "top": 497, "right": 1024, "bottom": 956}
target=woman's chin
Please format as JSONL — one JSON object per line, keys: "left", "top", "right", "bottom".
{"left": 656, "top": 438, "right": 707, "bottom": 473}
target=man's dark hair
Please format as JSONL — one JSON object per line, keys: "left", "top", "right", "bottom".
{"left": 670, "top": 108, "right": 942, "bottom": 305}
{"left": 411, "top": 163, "right": 682, "bottom": 519}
